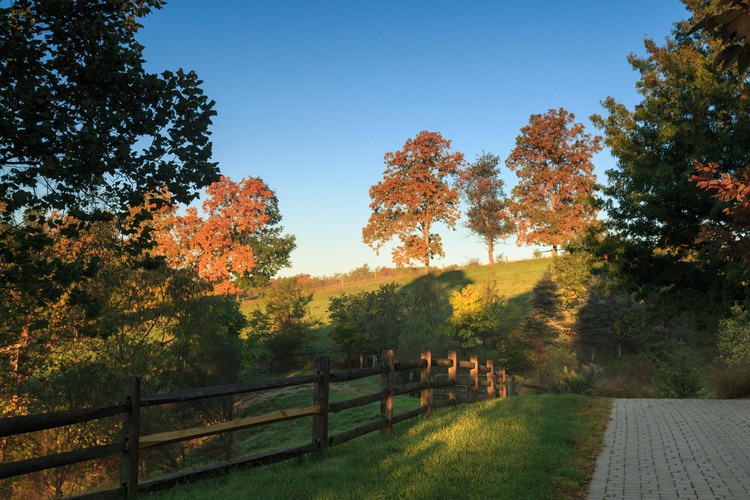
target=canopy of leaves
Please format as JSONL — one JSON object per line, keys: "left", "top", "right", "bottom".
{"left": 362, "top": 131, "right": 464, "bottom": 272}
{"left": 715, "top": 306, "right": 750, "bottom": 365}
{"left": 248, "top": 277, "right": 315, "bottom": 371}
{"left": 0, "top": 0, "right": 218, "bottom": 224}
{"left": 457, "top": 152, "right": 515, "bottom": 264}
{"left": 691, "top": 163, "right": 750, "bottom": 271}
{"left": 327, "top": 283, "right": 403, "bottom": 363}
{"left": 591, "top": 1, "right": 750, "bottom": 261}
{"left": 689, "top": 0, "right": 750, "bottom": 73}
{"left": 506, "top": 108, "right": 600, "bottom": 254}
{"left": 156, "top": 176, "right": 295, "bottom": 295}
{"left": 446, "top": 281, "right": 504, "bottom": 348}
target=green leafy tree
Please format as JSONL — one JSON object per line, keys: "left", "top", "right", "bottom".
{"left": 168, "top": 295, "right": 247, "bottom": 459}
{"left": 327, "top": 283, "right": 404, "bottom": 366}
{"left": 522, "top": 272, "right": 564, "bottom": 345}
{"left": 506, "top": 108, "right": 601, "bottom": 255}
{"left": 590, "top": 1, "right": 750, "bottom": 294}
{"left": 457, "top": 152, "right": 515, "bottom": 264}
{"left": 0, "top": 0, "right": 218, "bottom": 224}
{"left": 248, "top": 277, "right": 316, "bottom": 372}
{"left": 363, "top": 131, "right": 465, "bottom": 273}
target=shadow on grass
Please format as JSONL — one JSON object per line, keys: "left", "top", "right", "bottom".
{"left": 500, "top": 290, "right": 533, "bottom": 336}
{"left": 398, "top": 270, "right": 473, "bottom": 323}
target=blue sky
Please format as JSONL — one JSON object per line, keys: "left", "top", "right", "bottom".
{"left": 137, "top": 1, "right": 689, "bottom": 277}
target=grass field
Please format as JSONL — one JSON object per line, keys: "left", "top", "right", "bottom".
{"left": 147, "top": 394, "right": 612, "bottom": 500}
{"left": 244, "top": 258, "right": 552, "bottom": 328}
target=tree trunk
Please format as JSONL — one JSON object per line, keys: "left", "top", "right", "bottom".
{"left": 551, "top": 245, "right": 558, "bottom": 256}
{"left": 422, "top": 226, "right": 430, "bottom": 274}
{"left": 487, "top": 238, "right": 495, "bottom": 265}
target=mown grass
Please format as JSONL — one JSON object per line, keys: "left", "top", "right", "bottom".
{"left": 146, "top": 394, "right": 612, "bottom": 500}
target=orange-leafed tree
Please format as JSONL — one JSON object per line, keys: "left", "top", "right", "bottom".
{"left": 505, "top": 108, "right": 601, "bottom": 255}
{"left": 157, "top": 176, "right": 295, "bottom": 294}
{"left": 363, "top": 131, "right": 465, "bottom": 273}
{"left": 691, "top": 162, "right": 750, "bottom": 270}
{"left": 457, "top": 152, "right": 515, "bottom": 265}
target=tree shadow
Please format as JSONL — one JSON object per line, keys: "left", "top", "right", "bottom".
{"left": 501, "top": 290, "right": 533, "bottom": 336}
{"left": 397, "top": 270, "right": 474, "bottom": 358}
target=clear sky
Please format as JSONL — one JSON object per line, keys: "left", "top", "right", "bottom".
{"left": 137, "top": 0, "right": 689, "bottom": 278}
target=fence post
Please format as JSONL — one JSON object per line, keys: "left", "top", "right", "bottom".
{"left": 420, "top": 349, "right": 431, "bottom": 417}
{"left": 312, "top": 355, "right": 330, "bottom": 457}
{"left": 120, "top": 377, "right": 140, "bottom": 499}
{"left": 486, "top": 360, "right": 495, "bottom": 400}
{"left": 469, "top": 355, "right": 479, "bottom": 402}
{"left": 448, "top": 351, "right": 457, "bottom": 404}
{"left": 498, "top": 368, "right": 507, "bottom": 398}
{"left": 380, "top": 349, "right": 394, "bottom": 434}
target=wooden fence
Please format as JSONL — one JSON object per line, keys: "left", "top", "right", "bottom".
{"left": 0, "top": 349, "right": 511, "bottom": 498}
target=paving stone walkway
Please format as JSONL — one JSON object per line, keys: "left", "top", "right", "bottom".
{"left": 588, "top": 399, "right": 750, "bottom": 499}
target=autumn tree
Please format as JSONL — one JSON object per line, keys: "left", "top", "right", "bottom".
{"left": 156, "top": 176, "right": 295, "bottom": 295}
{"left": 457, "top": 152, "right": 515, "bottom": 264}
{"left": 506, "top": 109, "right": 601, "bottom": 255}
{"left": 690, "top": 163, "right": 750, "bottom": 272}
{"left": 363, "top": 131, "right": 464, "bottom": 273}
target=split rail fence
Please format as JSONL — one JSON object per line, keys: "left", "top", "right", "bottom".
{"left": 0, "top": 349, "right": 512, "bottom": 498}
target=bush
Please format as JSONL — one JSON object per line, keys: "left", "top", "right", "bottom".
{"left": 563, "top": 363, "right": 603, "bottom": 394}
{"left": 716, "top": 306, "right": 750, "bottom": 366}
{"left": 655, "top": 342, "right": 705, "bottom": 398}
{"left": 711, "top": 364, "right": 750, "bottom": 399}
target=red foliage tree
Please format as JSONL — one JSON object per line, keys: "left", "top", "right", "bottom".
{"left": 691, "top": 162, "right": 750, "bottom": 270}
{"left": 157, "top": 176, "right": 294, "bottom": 294}
{"left": 362, "top": 131, "right": 464, "bottom": 273}
{"left": 505, "top": 108, "right": 601, "bottom": 255}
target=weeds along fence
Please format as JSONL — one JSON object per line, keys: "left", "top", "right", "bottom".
{"left": 0, "top": 349, "right": 510, "bottom": 499}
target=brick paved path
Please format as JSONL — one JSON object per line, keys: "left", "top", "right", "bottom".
{"left": 588, "top": 399, "right": 750, "bottom": 499}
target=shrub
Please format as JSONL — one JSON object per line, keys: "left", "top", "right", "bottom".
{"left": 655, "top": 342, "right": 705, "bottom": 398}
{"left": 711, "top": 364, "right": 750, "bottom": 399}
{"left": 716, "top": 306, "right": 750, "bottom": 366}
{"left": 563, "top": 363, "right": 603, "bottom": 394}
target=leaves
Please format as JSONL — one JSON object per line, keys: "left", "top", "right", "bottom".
{"left": 362, "top": 131, "right": 464, "bottom": 271}
{"left": 155, "top": 176, "right": 295, "bottom": 295}
{"left": 689, "top": 0, "right": 750, "bottom": 73}
{"left": 506, "top": 108, "right": 601, "bottom": 253}
{"left": 457, "top": 152, "right": 515, "bottom": 264}
{"left": 690, "top": 161, "right": 750, "bottom": 270}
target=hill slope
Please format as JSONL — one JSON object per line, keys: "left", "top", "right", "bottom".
{"left": 245, "top": 258, "right": 551, "bottom": 330}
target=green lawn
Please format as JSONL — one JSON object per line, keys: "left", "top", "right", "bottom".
{"left": 146, "top": 394, "right": 612, "bottom": 500}
{"left": 245, "top": 258, "right": 552, "bottom": 328}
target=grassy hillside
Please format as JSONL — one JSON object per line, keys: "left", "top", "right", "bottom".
{"left": 147, "top": 394, "right": 611, "bottom": 500}
{"left": 244, "top": 258, "right": 551, "bottom": 330}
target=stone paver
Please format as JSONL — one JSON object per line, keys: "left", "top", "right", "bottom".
{"left": 588, "top": 399, "right": 750, "bottom": 499}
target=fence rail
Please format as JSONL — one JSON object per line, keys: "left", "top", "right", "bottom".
{"left": 0, "top": 349, "right": 514, "bottom": 498}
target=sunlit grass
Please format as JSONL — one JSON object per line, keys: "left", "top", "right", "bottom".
{"left": 146, "top": 394, "right": 612, "bottom": 500}
{"left": 244, "top": 258, "right": 551, "bottom": 328}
